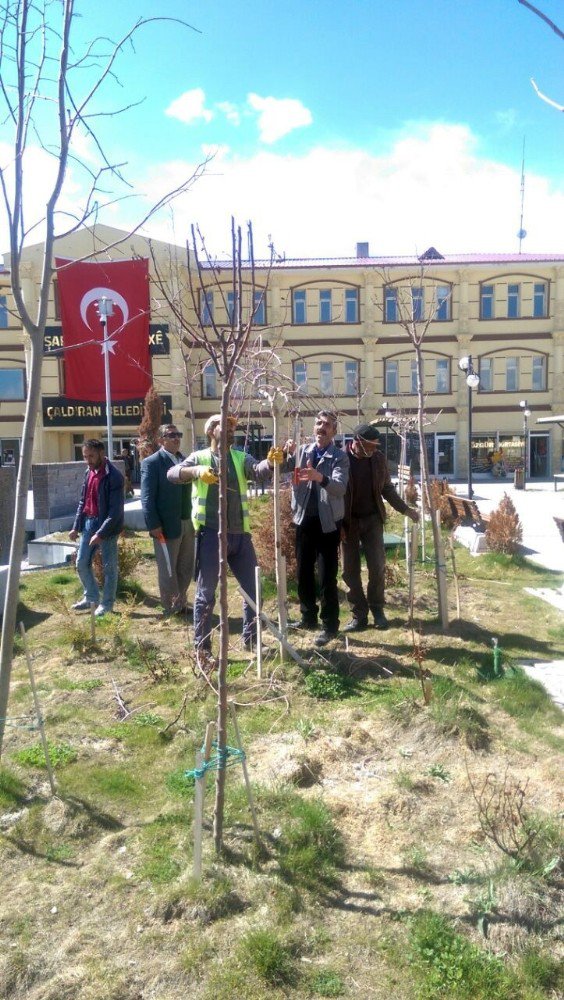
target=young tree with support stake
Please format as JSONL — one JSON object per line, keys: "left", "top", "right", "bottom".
{"left": 376, "top": 266, "right": 451, "bottom": 628}
{"left": 0, "top": 0, "right": 203, "bottom": 757}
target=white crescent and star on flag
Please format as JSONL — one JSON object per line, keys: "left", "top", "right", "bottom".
{"left": 79, "top": 286, "right": 129, "bottom": 356}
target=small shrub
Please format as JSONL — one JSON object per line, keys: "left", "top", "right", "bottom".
{"left": 427, "top": 477, "right": 458, "bottom": 529}
{"left": 12, "top": 741, "right": 77, "bottom": 769}
{"left": 252, "top": 485, "right": 297, "bottom": 579}
{"left": 304, "top": 670, "right": 353, "bottom": 700}
{"left": 485, "top": 493, "right": 523, "bottom": 554}
{"left": 240, "top": 929, "right": 296, "bottom": 986}
{"left": 93, "top": 533, "right": 142, "bottom": 587}
{"left": 404, "top": 474, "right": 419, "bottom": 506}
{"left": 310, "top": 969, "right": 346, "bottom": 996}
{"left": 278, "top": 797, "right": 345, "bottom": 888}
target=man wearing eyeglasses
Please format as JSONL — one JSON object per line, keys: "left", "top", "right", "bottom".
{"left": 141, "top": 423, "right": 194, "bottom": 616}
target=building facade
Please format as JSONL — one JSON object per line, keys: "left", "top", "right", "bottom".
{"left": 1, "top": 227, "right": 563, "bottom": 479}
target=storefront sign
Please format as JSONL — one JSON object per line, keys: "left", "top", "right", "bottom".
{"left": 42, "top": 395, "right": 173, "bottom": 427}
{"left": 43, "top": 324, "right": 170, "bottom": 356}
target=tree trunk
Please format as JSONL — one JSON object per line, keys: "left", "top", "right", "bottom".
{"left": 414, "top": 342, "right": 448, "bottom": 629}
{"left": 213, "top": 384, "right": 232, "bottom": 853}
{"left": 0, "top": 333, "right": 44, "bottom": 753}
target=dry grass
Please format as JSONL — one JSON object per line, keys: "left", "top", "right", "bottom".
{"left": 1, "top": 518, "right": 562, "bottom": 999}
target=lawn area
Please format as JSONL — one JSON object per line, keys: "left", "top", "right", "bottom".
{"left": 0, "top": 506, "right": 562, "bottom": 999}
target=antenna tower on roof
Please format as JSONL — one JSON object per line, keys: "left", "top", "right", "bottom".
{"left": 517, "top": 137, "right": 527, "bottom": 254}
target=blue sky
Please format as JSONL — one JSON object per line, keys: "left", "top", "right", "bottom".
{"left": 1, "top": 0, "right": 563, "bottom": 258}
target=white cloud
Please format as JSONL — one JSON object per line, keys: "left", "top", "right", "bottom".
{"left": 127, "top": 123, "right": 564, "bottom": 260}
{"left": 3, "top": 123, "right": 564, "bottom": 262}
{"left": 216, "top": 101, "right": 241, "bottom": 126}
{"left": 165, "top": 88, "right": 213, "bottom": 125}
{"left": 247, "top": 93, "right": 313, "bottom": 144}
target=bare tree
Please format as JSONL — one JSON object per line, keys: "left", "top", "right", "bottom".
{"left": 155, "top": 219, "right": 275, "bottom": 852}
{"left": 375, "top": 266, "right": 450, "bottom": 627}
{"left": 517, "top": 1, "right": 564, "bottom": 109}
{"left": 0, "top": 1, "right": 202, "bottom": 755}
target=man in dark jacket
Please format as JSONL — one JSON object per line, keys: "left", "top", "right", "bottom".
{"left": 141, "top": 423, "right": 194, "bottom": 616}
{"left": 342, "top": 423, "right": 419, "bottom": 631}
{"left": 70, "top": 439, "right": 124, "bottom": 617}
{"left": 286, "top": 410, "right": 349, "bottom": 647}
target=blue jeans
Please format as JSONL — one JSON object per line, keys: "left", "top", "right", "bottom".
{"left": 76, "top": 516, "right": 119, "bottom": 611}
{"left": 194, "top": 528, "right": 257, "bottom": 650}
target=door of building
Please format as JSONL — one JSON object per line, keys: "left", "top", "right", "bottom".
{"left": 0, "top": 438, "right": 20, "bottom": 470}
{"left": 435, "top": 434, "right": 455, "bottom": 477}
{"left": 529, "top": 433, "right": 550, "bottom": 479}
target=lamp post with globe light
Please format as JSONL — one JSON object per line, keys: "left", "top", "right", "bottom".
{"left": 519, "top": 399, "right": 531, "bottom": 490}
{"left": 458, "top": 355, "right": 480, "bottom": 499}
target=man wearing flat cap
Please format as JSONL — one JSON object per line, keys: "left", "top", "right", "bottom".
{"left": 342, "top": 422, "right": 419, "bottom": 631}
{"left": 167, "top": 413, "right": 283, "bottom": 672}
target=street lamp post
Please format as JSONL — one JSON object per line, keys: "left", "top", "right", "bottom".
{"left": 458, "top": 355, "right": 480, "bottom": 500}
{"left": 97, "top": 297, "right": 115, "bottom": 459}
{"left": 520, "top": 399, "right": 531, "bottom": 490}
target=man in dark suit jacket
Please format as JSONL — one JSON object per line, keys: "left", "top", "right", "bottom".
{"left": 141, "top": 423, "right": 194, "bottom": 615}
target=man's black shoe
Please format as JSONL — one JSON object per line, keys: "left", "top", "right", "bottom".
{"left": 290, "top": 618, "right": 318, "bottom": 631}
{"left": 343, "top": 618, "right": 368, "bottom": 633}
{"left": 314, "top": 629, "right": 338, "bottom": 647}
{"left": 373, "top": 608, "right": 389, "bottom": 630}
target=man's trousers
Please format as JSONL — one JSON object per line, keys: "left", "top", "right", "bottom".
{"left": 153, "top": 518, "right": 195, "bottom": 613}
{"left": 194, "top": 527, "right": 258, "bottom": 651}
{"left": 295, "top": 517, "right": 341, "bottom": 631}
{"left": 341, "top": 513, "right": 386, "bottom": 620}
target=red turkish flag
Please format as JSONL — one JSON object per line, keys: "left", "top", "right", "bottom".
{"left": 56, "top": 257, "right": 152, "bottom": 401}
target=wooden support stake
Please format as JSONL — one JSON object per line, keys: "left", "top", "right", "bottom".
{"left": 238, "top": 586, "right": 310, "bottom": 668}
{"left": 254, "top": 565, "right": 263, "bottom": 678}
{"left": 19, "top": 622, "right": 56, "bottom": 795}
{"left": 193, "top": 721, "right": 214, "bottom": 881}
{"left": 90, "top": 601, "right": 96, "bottom": 642}
{"left": 409, "top": 522, "right": 418, "bottom": 620}
{"left": 448, "top": 534, "right": 461, "bottom": 619}
{"left": 434, "top": 510, "right": 449, "bottom": 629}
{"left": 228, "top": 701, "right": 262, "bottom": 850}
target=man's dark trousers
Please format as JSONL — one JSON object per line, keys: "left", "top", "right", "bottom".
{"left": 295, "top": 517, "right": 341, "bottom": 631}
{"left": 342, "top": 513, "right": 386, "bottom": 621}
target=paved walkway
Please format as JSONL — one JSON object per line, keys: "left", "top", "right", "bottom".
{"left": 452, "top": 478, "right": 564, "bottom": 708}
{"left": 454, "top": 478, "right": 564, "bottom": 574}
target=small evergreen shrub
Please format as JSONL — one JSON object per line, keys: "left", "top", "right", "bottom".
{"left": 252, "top": 484, "right": 297, "bottom": 579}
{"left": 485, "top": 493, "right": 522, "bottom": 554}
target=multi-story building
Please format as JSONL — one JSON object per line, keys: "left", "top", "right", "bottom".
{"left": 1, "top": 226, "right": 563, "bottom": 479}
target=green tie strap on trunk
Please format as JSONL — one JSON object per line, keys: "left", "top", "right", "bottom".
{"left": 184, "top": 740, "right": 245, "bottom": 781}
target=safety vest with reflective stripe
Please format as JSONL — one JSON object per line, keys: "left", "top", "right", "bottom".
{"left": 192, "top": 448, "right": 250, "bottom": 533}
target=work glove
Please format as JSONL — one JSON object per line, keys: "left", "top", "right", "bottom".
{"left": 199, "top": 467, "right": 219, "bottom": 485}
{"left": 267, "top": 446, "right": 285, "bottom": 466}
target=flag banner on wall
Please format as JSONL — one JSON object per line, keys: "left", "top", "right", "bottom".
{"left": 56, "top": 257, "right": 152, "bottom": 402}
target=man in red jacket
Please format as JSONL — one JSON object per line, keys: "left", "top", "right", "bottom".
{"left": 342, "top": 423, "right": 419, "bottom": 631}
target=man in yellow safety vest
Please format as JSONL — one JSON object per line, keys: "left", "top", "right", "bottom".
{"left": 167, "top": 413, "right": 282, "bottom": 672}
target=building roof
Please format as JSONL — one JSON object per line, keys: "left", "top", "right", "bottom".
{"left": 205, "top": 250, "right": 564, "bottom": 271}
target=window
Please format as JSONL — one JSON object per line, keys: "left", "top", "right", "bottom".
{"left": 202, "top": 361, "right": 218, "bottom": 398}
{"left": 294, "top": 360, "right": 307, "bottom": 390}
{"left": 385, "top": 359, "right": 399, "bottom": 395}
{"left": 345, "top": 288, "right": 359, "bottom": 323}
{"left": 319, "top": 361, "right": 333, "bottom": 395}
{"left": 412, "top": 287, "right": 424, "bottom": 322}
{"left": 507, "top": 283, "right": 520, "bottom": 319}
{"left": 0, "top": 295, "right": 7, "bottom": 328}
{"left": 253, "top": 290, "right": 266, "bottom": 325}
{"left": 533, "top": 282, "right": 547, "bottom": 318}
{"left": 226, "top": 291, "right": 237, "bottom": 324}
{"left": 479, "top": 357, "right": 493, "bottom": 391}
{"left": 532, "top": 355, "right": 546, "bottom": 391}
{"left": 410, "top": 360, "right": 418, "bottom": 394}
{"left": 0, "top": 368, "right": 25, "bottom": 400}
{"left": 480, "top": 284, "right": 494, "bottom": 319}
{"left": 435, "top": 285, "right": 451, "bottom": 321}
{"left": 384, "top": 286, "right": 397, "bottom": 322}
{"left": 344, "top": 360, "right": 359, "bottom": 396}
{"left": 293, "top": 289, "right": 306, "bottom": 324}
{"left": 506, "top": 356, "right": 519, "bottom": 392}
{"left": 200, "top": 291, "right": 214, "bottom": 325}
{"left": 319, "top": 289, "right": 332, "bottom": 323}
{"left": 435, "top": 358, "right": 449, "bottom": 393}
